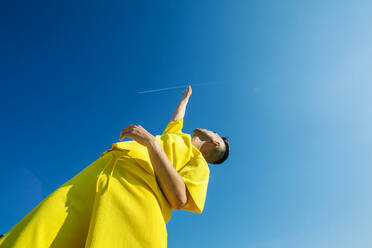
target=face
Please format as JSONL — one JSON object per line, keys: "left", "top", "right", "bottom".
{"left": 192, "top": 128, "right": 225, "bottom": 156}
{"left": 192, "top": 128, "right": 219, "bottom": 141}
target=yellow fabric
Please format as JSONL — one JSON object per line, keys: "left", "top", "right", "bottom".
{"left": 0, "top": 117, "right": 210, "bottom": 248}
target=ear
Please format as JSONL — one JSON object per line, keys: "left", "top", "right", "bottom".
{"left": 211, "top": 139, "right": 220, "bottom": 146}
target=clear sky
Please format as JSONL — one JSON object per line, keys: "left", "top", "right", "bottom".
{"left": 1, "top": 0, "right": 372, "bottom": 247}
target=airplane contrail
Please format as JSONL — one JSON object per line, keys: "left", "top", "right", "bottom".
{"left": 136, "top": 82, "right": 217, "bottom": 94}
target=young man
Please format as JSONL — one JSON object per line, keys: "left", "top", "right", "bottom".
{"left": 0, "top": 85, "right": 229, "bottom": 248}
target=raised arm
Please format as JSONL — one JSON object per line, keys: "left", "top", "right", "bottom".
{"left": 171, "top": 85, "right": 192, "bottom": 121}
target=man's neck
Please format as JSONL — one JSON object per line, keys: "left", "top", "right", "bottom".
{"left": 191, "top": 136, "right": 204, "bottom": 151}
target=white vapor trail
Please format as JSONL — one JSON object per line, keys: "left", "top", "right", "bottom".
{"left": 136, "top": 82, "right": 216, "bottom": 94}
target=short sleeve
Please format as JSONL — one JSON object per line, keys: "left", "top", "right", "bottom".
{"left": 179, "top": 157, "right": 210, "bottom": 214}
{"left": 162, "top": 117, "right": 183, "bottom": 135}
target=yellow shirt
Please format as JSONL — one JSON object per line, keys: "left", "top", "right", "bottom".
{"left": 0, "top": 117, "right": 210, "bottom": 248}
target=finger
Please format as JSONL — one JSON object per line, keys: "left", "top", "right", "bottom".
{"left": 119, "top": 126, "right": 133, "bottom": 140}
{"left": 120, "top": 127, "right": 139, "bottom": 141}
{"left": 120, "top": 130, "right": 132, "bottom": 141}
{"left": 122, "top": 126, "right": 134, "bottom": 135}
{"left": 119, "top": 129, "right": 127, "bottom": 141}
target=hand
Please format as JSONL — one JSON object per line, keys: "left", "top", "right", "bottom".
{"left": 181, "top": 85, "right": 192, "bottom": 101}
{"left": 119, "top": 124, "right": 154, "bottom": 147}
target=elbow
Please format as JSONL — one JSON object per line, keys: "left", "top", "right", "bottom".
{"left": 173, "top": 197, "right": 187, "bottom": 210}
{"left": 174, "top": 202, "right": 185, "bottom": 210}
{"left": 174, "top": 184, "right": 189, "bottom": 209}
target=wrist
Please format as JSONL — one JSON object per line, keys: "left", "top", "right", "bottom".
{"left": 181, "top": 97, "right": 189, "bottom": 104}
{"left": 146, "top": 135, "right": 159, "bottom": 148}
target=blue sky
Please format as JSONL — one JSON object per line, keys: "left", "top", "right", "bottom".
{"left": 1, "top": 0, "right": 372, "bottom": 247}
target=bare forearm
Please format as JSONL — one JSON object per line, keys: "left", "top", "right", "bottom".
{"left": 171, "top": 99, "right": 189, "bottom": 121}
{"left": 146, "top": 137, "right": 187, "bottom": 209}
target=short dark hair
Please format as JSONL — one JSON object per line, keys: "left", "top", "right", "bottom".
{"left": 210, "top": 136, "right": 230, "bottom": 165}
